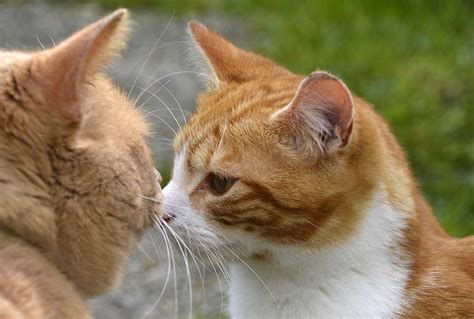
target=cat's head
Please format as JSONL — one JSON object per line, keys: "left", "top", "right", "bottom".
{"left": 0, "top": 10, "right": 161, "bottom": 295}
{"left": 162, "top": 22, "right": 396, "bottom": 261}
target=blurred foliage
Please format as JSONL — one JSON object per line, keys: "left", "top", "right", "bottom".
{"left": 96, "top": 0, "right": 473, "bottom": 236}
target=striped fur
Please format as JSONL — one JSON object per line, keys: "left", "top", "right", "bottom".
{"left": 162, "top": 21, "right": 474, "bottom": 318}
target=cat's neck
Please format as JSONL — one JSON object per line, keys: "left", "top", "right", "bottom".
{"left": 228, "top": 189, "right": 411, "bottom": 319}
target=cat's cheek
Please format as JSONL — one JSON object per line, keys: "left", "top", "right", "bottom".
{"left": 188, "top": 187, "right": 210, "bottom": 207}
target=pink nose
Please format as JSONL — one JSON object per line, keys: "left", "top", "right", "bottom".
{"left": 162, "top": 211, "right": 175, "bottom": 223}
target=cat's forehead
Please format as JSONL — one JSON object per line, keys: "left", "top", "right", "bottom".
{"left": 174, "top": 78, "right": 301, "bottom": 172}
{"left": 176, "top": 77, "right": 299, "bottom": 151}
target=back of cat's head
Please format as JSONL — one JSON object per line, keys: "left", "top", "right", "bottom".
{"left": 0, "top": 10, "right": 161, "bottom": 296}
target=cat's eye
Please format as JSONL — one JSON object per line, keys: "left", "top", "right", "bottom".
{"left": 207, "top": 173, "right": 237, "bottom": 195}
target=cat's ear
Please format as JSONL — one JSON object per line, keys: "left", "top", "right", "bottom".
{"left": 187, "top": 21, "right": 288, "bottom": 89}
{"left": 272, "top": 71, "right": 354, "bottom": 155}
{"left": 36, "top": 9, "right": 129, "bottom": 125}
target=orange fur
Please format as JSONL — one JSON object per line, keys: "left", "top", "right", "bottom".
{"left": 170, "top": 22, "right": 474, "bottom": 317}
{"left": 0, "top": 10, "right": 161, "bottom": 318}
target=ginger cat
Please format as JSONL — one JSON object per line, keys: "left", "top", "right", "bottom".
{"left": 161, "top": 22, "right": 474, "bottom": 318}
{"left": 0, "top": 10, "right": 161, "bottom": 318}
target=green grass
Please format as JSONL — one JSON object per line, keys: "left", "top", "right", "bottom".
{"left": 97, "top": 0, "right": 473, "bottom": 236}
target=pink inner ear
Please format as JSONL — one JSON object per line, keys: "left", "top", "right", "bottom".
{"left": 289, "top": 71, "right": 354, "bottom": 147}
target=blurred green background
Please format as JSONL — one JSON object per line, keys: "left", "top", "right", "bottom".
{"left": 101, "top": 0, "right": 472, "bottom": 236}
{"left": 0, "top": 1, "right": 471, "bottom": 317}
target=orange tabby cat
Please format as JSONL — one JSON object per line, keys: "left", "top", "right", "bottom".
{"left": 161, "top": 22, "right": 474, "bottom": 318}
{"left": 0, "top": 10, "right": 161, "bottom": 318}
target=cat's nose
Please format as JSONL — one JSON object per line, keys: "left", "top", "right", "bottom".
{"left": 161, "top": 182, "right": 177, "bottom": 223}
{"left": 162, "top": 211, "right": 175, "bottom": 223}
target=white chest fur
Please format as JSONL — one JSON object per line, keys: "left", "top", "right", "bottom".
{"left": 228, "top": 191, "right": 410, "bottom": 319}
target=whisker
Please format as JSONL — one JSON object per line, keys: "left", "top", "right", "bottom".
{"left": 204, "top": 244, "right": 232, "bottom": 317}
{"left": 140, "top": 225, "right": 171, "bottom": 318}
{"left": 128, "top": 14, "right": 175, "bottom": 99}
{"left": 137, "top": 85, "right": 181, "bottom": 130}
{"left": 143, "top": 108, "right": 191, "bottom": 119}
{"left": 216, "top": 121, "right": 228, "bottom": 154}
{"left": 134, "top": 70, "right": 211, "bottom": 105}
{"left": 220, "top": 243, "right": 282, "bottom": 311}
{"left": 48, "top": 34, "right": 56, "bottom": 47}
{"left": 162, "top": 222, "right": 179, "bottom": 318}
{"left": 137, "top": 59, "right": 172, "bottom": 106}
{"left": 160, "top": 220, "right": 195, "bottom": 319}
{"left": 150, "top": 114, "right": 177, "bottom": 136}
{"left": 136, "top": 236, "right": 153, "bottom": 261}
{"left": 160, "top": 218, "right": 207, "bottom": 273}
{"left": 304, "top": 219, "right": 322, "bottom": 230}
{"left": 139, "top": 78, "right": 172, "bottom": 109}
{"left": 168, "top": 218, "right": 229, "bottom": 317}
{"left": 142, "top": 77, "right": 187, "bottom": 124}
{"left": 35, "top": 34, "right": 46, "bottom": 50}
{"left": 199, "top": 242, "right": 226, "bottom": 316}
